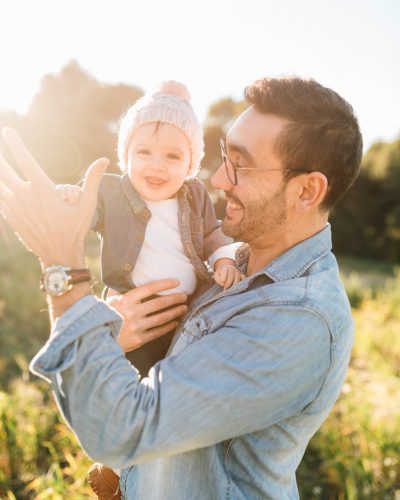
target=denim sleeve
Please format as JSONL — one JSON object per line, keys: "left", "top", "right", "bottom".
{"left": 30, "top": 299, "right": 331, "bottom": 470}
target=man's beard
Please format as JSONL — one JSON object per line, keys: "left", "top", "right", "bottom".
{"left": 222, "top": 186, "right": 287, "bottom": 242}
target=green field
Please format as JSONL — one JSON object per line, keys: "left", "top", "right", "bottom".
{"left": 0, "top": 227, "right": 399, "bottom": 499}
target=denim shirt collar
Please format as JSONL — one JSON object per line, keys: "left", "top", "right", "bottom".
{"left": 237, "top": 224, "right": 332, "bottom": 284}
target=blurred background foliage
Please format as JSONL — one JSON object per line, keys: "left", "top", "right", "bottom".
{"left": 0, "top": 60, "right": 399, "bottom": 263}
{"left": 0, "top": 62, "right": 399, "bottom": 498}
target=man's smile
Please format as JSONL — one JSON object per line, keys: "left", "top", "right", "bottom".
{"left": 225, "top": 195, "right": 244, "bottom": 219}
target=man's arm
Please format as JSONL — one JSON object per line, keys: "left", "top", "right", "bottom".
{"left": 30, "top": 300, "right": 331, "bottom": 469}
{"left": 0, "top": 128, "right": 331, "bottom": 471}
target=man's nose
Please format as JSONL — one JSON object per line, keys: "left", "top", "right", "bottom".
{"left": 211, "top": 162, "right": 233, "bottom": 190}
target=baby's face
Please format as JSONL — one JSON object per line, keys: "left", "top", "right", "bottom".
{"left": 127, "top": 122, "right": 191, "bottom": 202}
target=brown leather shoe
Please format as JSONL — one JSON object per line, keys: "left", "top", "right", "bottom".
{"left": 88, "top": 463, "right": 121, "bottom": 499}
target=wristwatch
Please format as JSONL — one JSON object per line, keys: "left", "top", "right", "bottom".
{"left": 40, "top": 265, "right": 92, "bottom": 296}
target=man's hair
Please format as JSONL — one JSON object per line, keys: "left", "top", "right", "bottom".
{"left": 244, "top": 77, "right": 363, "bottom": 210}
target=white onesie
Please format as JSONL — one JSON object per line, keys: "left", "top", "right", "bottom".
{"left": 132, "top": 198, "right": 236, "bottom": 295}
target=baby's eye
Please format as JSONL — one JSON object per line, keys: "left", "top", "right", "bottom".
{"left": 137, "top": 148, "right": 151, "bottom": 155}
{"left": 167, "top": 153, "right": 181, "bottom": 161}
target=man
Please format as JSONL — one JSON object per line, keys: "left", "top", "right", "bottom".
{"left": 0, "top": 77, "right": 362, "bottom": 499}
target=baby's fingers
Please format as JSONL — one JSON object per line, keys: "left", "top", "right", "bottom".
{"left": 213, "top": 268, "right": 227, "bottom": 287}
{"left": 56, "top": 184, "right": 81, "bottom": 204}
{"left": 232, "top": 269, "right": 245, "bottom": 285}
{"left": 222, "top": 267, "right": 236, "bottom": 290}
{"left": 223, "top": 267, "right": 245, "bottom": 290}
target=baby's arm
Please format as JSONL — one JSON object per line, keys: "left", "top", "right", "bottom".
{"left": 208, "top": 244, "right": 245, "bottom": 290}
{"left": 190, "top": 180, "right": 244, "bottom": 289}
{"left": 56, "top": 184, "right": 82, "bottom": 204}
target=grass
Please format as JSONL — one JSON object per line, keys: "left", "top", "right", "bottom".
{"left": 0, "top": 223, "right": 399, "bottom": 498}
{"left": 0, "top": 376, "right": 93, "bottom": 498}
{"left": 297, "top": 270, "right": 400, "bottom": 499}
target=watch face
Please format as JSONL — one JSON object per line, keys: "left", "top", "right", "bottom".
{"left": 44, "top": 268, "right": 69, "bottom": 295}
{"left": 41, "top": 265, "right": 90, "bottom": 296}
{"left": 47, "top": 271, "right": 66, "bottom": 293}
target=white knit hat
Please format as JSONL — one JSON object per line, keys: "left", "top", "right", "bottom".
{"left": 118, "top": 81, "right": 204, "bottom": 176}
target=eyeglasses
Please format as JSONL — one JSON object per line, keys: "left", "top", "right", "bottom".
{"left": 219, "top": 138, "right": 312, "bottom": 186}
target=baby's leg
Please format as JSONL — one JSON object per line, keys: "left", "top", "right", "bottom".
{"left": 106, "top": 288, "right": 184, "bottom": 376}
{"left": 125, "top": 297, "right": 177, "bottom": 376}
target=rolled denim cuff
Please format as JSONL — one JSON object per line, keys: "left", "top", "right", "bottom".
{"left": 29, "top": 296, "right": 122, "bottom": 383}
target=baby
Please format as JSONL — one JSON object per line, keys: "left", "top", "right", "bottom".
{"left": 58, "top": 81, "right": 243, "bottom": 375}
{"left": 58, "top": 81, "right": 244, "bottom": 499}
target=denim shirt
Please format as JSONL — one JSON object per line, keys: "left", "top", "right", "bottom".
{"left": 92, "top": 173, "right": 231, "bottom": 292}
{"left": 30, "top": 224, "right": 353, "bottom": 500}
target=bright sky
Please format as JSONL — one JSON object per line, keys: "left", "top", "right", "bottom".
{"left": 1, "top": 0, "right": 399, "bottom": 151}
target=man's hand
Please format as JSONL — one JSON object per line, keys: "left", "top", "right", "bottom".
{"left": 106, "top": 280, "right": 188, "bottom": 353}
{"left": 0, "top": 128, "right": 108, "bottom": 268}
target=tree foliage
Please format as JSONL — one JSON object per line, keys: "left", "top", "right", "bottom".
{"left": 331, "top": 138, "right": 400, "bottom": 262}
{"left": 0, "top": 60, "right": 143, "bottom": 183}
{"left": 202, "top": 97, "right": 400, "bottom": 263}
{"left": 0, "top": 62, "right": 398, "bottom": 262}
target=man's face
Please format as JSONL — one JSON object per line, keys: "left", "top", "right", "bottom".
{"left": 211, "top": 107, "right": 289, "bottom": 243}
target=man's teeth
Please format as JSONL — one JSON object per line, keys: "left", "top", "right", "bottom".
{"left": 227, "top": 200, "right": 242, "bottom": 210}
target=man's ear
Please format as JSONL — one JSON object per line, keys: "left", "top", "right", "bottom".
{"left": 293, "top": 172, "right": 329, "bottom": 213}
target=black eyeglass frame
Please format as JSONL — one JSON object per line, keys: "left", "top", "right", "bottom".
{"left": 219, "top": 138, "right": 314, "bottom": 186}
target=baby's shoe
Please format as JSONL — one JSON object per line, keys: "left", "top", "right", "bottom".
{"left": 88, "top": 463, "right": 121, "bottom": 499}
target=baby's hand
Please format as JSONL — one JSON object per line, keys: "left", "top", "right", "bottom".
{"left": 56, "top": 184, "right": 82, "bottom": 204}
{"left": 213, "top": 262, "right": 245, "bottom": 290}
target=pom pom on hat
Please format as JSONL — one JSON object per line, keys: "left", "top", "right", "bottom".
{"left": 158, "top": 81, "right": 191, "bottom": 102}
{"left": 118, "top": 81, "right": 204, "bottom": 176}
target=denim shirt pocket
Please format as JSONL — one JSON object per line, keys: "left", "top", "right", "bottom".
{"left": 190, "top": 217, "right": 204, "bottom": 256}
{"left": 171, "top": 315, "right": 210, "bottom": 355}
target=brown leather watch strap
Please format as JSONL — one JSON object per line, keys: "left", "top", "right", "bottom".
{"left": 68, "top": 268, "right": 92, "bottom": 284}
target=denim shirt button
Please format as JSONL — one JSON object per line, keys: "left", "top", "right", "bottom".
{"left": 124, "top": 263, "right": 132, "bottom": 271}
{"left": 136, "top": 233, "right": 144, "bottom": 241}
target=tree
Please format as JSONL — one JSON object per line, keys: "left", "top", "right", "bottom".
{"left": 2, "top": 60, "right": 143, "bottom": 183}
{"left": 331, "top": 137, "right": 400, "bottom": 262}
